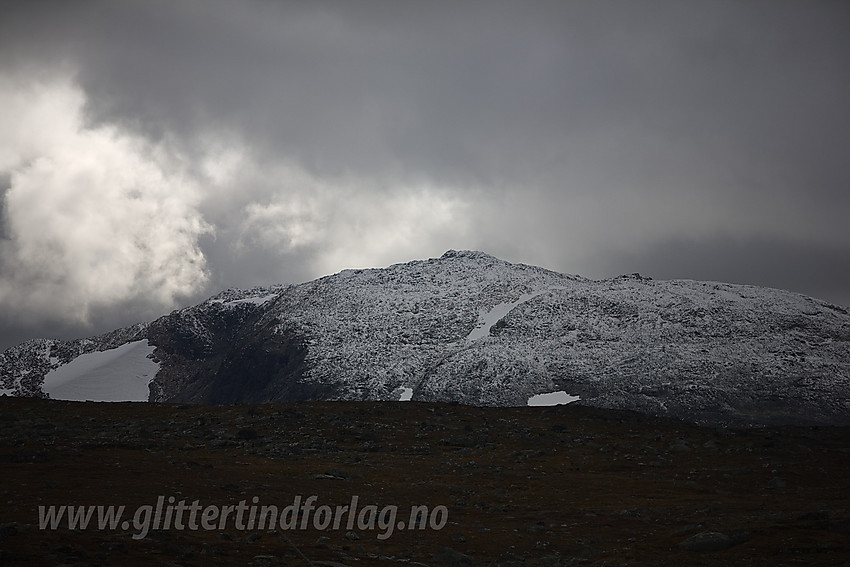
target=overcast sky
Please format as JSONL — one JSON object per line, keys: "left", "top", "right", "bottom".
{"left": 1, "top": 0, "right": 849, "bottom": 350}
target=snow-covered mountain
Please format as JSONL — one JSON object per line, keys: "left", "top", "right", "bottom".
{"left": 2, "top": 250, "right": 849, "bottom": 426}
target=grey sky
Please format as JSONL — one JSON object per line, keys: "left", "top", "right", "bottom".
{"left": 1, "top": 0, "right": 849, "bottom": 350}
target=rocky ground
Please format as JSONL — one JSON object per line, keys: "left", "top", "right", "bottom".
{"left": 1, "top": 396, "right": 849, "bottom": 566}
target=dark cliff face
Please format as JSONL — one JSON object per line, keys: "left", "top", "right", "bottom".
{"left": 146, "top": 302, "right": 337, "bottom": 405}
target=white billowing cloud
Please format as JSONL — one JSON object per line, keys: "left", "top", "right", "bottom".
{"left": 0, "top": 73, "right": 95, "bottom": 171}
{"left": 0, "top": 74, "right": 210, "bottom": 322}
{"left": 235, "top": 159, "right": 473, "bottom": 277}
{"left": 0, "top": 72, "right": 473, "bottom": 332}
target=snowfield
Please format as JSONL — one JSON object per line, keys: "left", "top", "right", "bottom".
{"left": 41, "top": 340, "right": 158, "bottom": 402}
{"left": 527, "top": 391, "right": 580, "bottom": 406}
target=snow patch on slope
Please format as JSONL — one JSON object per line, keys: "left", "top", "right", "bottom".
{"left": 42, "top": 340, "right": 158, "bottom": 402}
{"left": 466, "top": 290, "right": 548, "bottom": 342}
{"left": 528, "top": 391, "right": 580, "bottom": 406}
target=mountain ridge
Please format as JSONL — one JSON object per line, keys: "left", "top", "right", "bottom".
{"left": 2, "top": 250, "right": 849, "bottom": 427}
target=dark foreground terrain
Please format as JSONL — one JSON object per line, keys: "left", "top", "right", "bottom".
{"left": 1, "top": 397, "right": 849, "bottom": 566}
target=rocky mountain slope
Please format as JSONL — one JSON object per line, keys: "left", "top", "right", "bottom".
{"left": 2, "top": 250, "right": 849, "bottom": 426}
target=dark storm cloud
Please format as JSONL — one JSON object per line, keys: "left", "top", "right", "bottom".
{"left": 1, "top": 0, "right": 849, "bottom": 349}
{"left": 8, "top": 0, "right": 846, "bottom": 184}
{"left": 2, "top": 1, "right": 848, "bottom": 188}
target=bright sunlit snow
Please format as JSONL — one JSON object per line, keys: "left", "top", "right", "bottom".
{"left": 527, "top": 391, "right": 580, "bottom": 406}
{"left": 399, "top": 387, "right": 413, "bottom": 401}
{"left": 41, "top": 340, "right": 159, "bottom": 402}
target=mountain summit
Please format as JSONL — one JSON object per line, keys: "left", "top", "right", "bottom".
{"left": 2, "top": 251, "right": 849, "bottom": 426}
